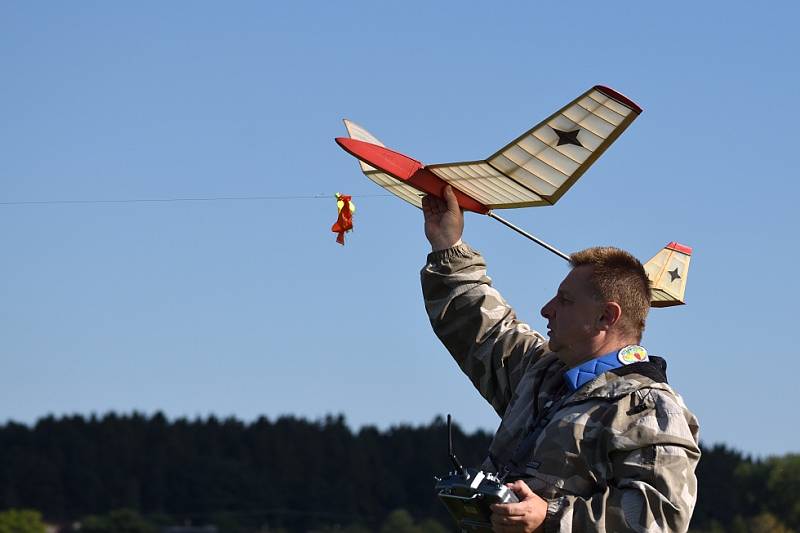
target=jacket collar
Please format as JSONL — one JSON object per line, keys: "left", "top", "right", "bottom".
{"left": 563, "top": 345, "right": 650, "bottom": 393}
{"left": 566, "top": 356, "right": 671, "bottom": 402}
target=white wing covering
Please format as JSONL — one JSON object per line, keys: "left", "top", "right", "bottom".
{"left": 428, "top": 86, "right": 641, "bottom": 209}
{"left": 644, "top": 243, "right": 692, "bottom": 307}
{"left": 342, "top": 119, "right": 423, "bottom": 209}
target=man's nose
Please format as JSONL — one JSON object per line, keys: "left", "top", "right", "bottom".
{"left": 541, "top": 300, "right": 553, "bottom": 319}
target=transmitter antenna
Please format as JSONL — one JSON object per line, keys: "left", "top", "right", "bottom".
{"left": 447, "top": 414, "right": 466, "bottom": 476}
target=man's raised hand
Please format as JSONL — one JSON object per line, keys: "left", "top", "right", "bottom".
{"left": 422, "top": 185, "right": 464, "bottom": 251}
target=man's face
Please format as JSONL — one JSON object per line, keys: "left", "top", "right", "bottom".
{"left": 540, "top": 265, "right": 604, "bottom": 354}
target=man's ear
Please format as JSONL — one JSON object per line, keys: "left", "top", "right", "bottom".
{"left": 597, "top": 302, "right": 622, "bottom": 331}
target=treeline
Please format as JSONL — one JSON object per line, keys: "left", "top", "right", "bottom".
{"left": 0, "top": 413, "right": 797, "bottom": 532}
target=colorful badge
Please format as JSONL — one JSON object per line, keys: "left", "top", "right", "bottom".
{"left": 617, "top": 345, "right": 648, "bottom": 365}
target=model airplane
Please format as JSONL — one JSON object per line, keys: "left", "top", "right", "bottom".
{"left": 335, "top": 85, "right": 691, "bottom": 306}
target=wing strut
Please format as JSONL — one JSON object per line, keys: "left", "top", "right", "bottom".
{"left": 487, "top": 212, "right": 570, "bottom": 261}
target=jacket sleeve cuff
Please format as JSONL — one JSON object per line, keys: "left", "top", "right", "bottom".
{"left": 425, "top": 242, "right": 479, "bottom": 264}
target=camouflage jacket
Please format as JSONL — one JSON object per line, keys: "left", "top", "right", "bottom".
{"left": 421, "top": 243, "right": 700, "bottom": 533}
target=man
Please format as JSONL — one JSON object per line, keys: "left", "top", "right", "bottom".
{"left": 421, "top": 186, "right": 700, "bottom": 532}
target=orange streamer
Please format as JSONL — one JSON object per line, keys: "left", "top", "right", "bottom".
{"left": 331, "top": 193, "right": 354, "bottom": 245}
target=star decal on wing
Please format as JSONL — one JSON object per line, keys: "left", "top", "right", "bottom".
{"left": 668, "top": 268, "right": 681, "bottom": 282}
{"left": 553, "top": 128, "right": 583, "bottom": 148}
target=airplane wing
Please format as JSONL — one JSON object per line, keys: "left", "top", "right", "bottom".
{"left": 342, "top": 119, "right": 424, "bottom": 209}
{"left": 644, "top": 242, "right": 692, "bottom": 307}
{"left": 427, "top": 86, "right": 642, "bottom": 209}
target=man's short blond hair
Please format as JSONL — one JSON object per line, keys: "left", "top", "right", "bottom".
{"left": 569, "top": 247, "right": 651, "bottom": 341}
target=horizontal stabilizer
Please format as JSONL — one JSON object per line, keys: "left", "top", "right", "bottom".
{"left": 645, "top": 242, "right": 692, "bottom": 307}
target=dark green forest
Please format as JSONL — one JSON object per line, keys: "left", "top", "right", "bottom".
{"left": 0, "top": 413, "right": 797, "bottom": 533}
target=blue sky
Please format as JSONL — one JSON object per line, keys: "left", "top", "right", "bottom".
{"left": 1, "top": 1, "right": 798, "bottom": 457}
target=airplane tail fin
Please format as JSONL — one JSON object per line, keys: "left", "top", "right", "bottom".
{"left": 645, "top": 242, "right": 692, "bottom": 308}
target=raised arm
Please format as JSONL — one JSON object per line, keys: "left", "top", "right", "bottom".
{"left": 421, "top": 187, "right": 546, "bottom": 415}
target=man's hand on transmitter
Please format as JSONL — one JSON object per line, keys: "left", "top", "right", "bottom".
{"left": 489, "top": 480, "right": 547, "bottom": 533}
{"left": 422, "top": 185, "right": 464, "bottom": 251}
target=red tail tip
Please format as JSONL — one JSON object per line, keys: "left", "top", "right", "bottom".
{"left": 666, "top": 242, "right": 692, "bottom": 255}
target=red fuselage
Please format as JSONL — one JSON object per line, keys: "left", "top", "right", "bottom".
{"left": 335, "top": 137, "right": 489, "bottom": 214}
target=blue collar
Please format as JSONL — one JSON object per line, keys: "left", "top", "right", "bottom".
{"left": 563, "top": 345, "right": 649, "bottom": 392}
